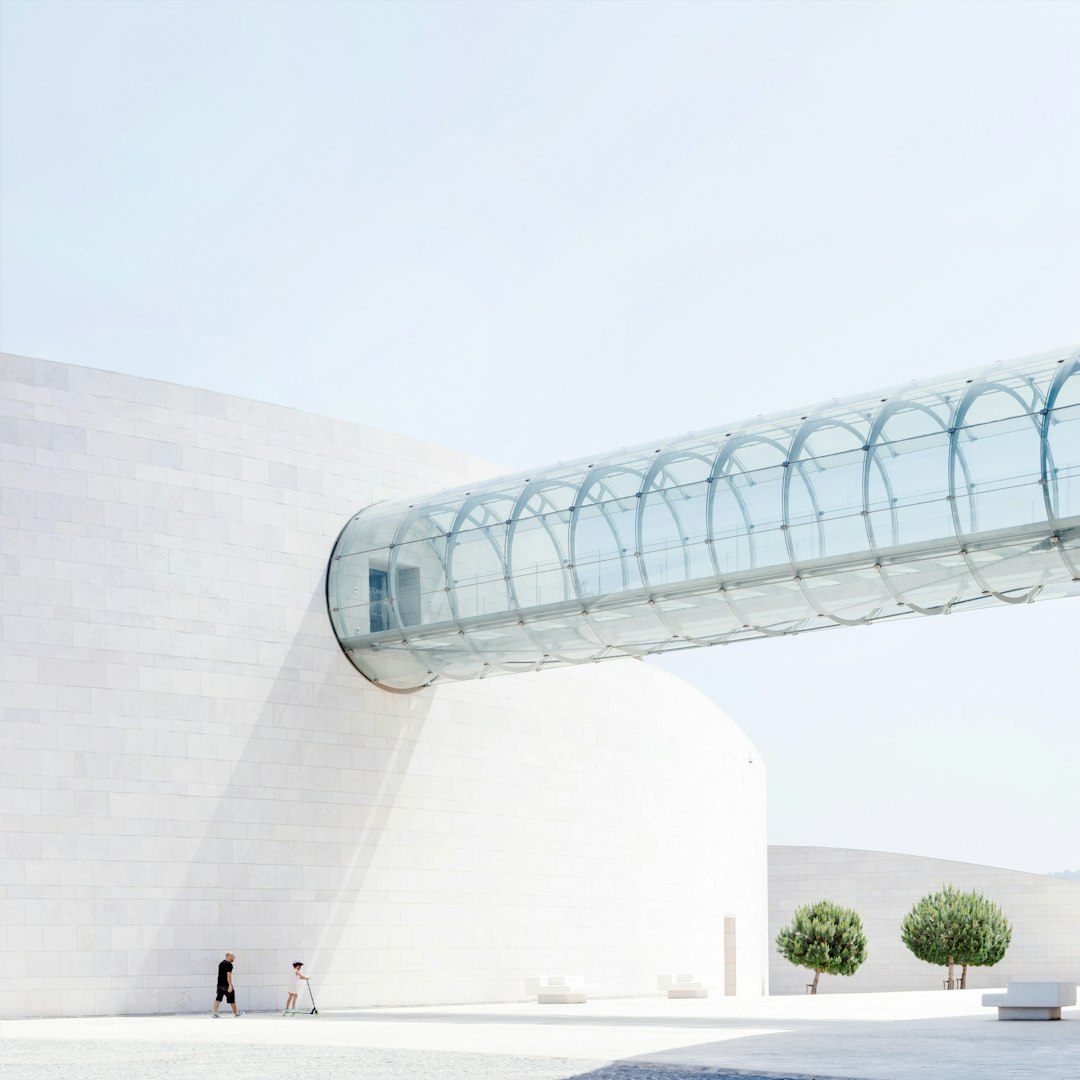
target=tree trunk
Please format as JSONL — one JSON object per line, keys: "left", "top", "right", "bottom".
{"left": 946, "top": 956, "right": 955, "bottom": 990}
{"left": 960, "top": 964, "right": 968, "bottom": 990}
{"left": 811, "top": 969, "right": 821, "bottom": 995}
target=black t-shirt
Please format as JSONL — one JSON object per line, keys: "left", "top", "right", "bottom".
{"left": 217, "top": 960, "right": 233, "bottom": 987}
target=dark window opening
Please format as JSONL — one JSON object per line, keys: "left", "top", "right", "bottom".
{"left": 369, "top": 565, "right": 421, "bottom": 632}
{"left": 369, "top": 568, "right": 390, "bottom": 633}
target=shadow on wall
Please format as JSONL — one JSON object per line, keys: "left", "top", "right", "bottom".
{"left": 140, "top": 579, "right": 433, "bottom": 1013}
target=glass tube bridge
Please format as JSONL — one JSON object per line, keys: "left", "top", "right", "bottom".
{"left": 327, "top": 346, "right": 1080, "bottom": 691}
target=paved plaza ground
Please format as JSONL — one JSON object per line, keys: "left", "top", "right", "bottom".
{"left": 3, "top": 989, "right": 1078, "bottom": 1080}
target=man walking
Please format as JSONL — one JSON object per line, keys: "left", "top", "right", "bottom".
{"left": 211, "top": 952, "right": 243, "bottom": 1017}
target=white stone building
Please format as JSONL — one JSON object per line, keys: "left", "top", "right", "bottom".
{"left": 0, "top": 353, "right": 768, "bottom": 1018}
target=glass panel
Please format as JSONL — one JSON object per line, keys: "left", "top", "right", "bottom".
{"left": 570, "top": 466, "right": 643, "bottom": 600}
{"left": 585, "top": 601, "right": 672, "bottom": 654}
{"left": 464, "top": 622, "right": 545, "bottom": 672}
{"left": 963, "top": 535, "right": 1071, "bottom": 599}
{"left": 867, "top": 423, "right": 954, "bottom": 550}
{"left": 640, "top": 479, "right": 711, "bottom": 587}
{"left": 522, "top": 614, "right": 605, "bottom": 663}
{"left": 572, "top": 537, "right": 631, "bottom": 598}
{"left": 640, "top": 455, "right": 713, "bottom": 588}
{"left": 709, "top": 475, "right": 755, "bottom": 577}
{"left": 508, "top": 500, "right": 573, "bottom": 610}
{"left": 876, "top": 549, "right": 980, "bottom": 611}
{"left": 386, "top": 530, "right": 452, "bottom": 629}
{"left": 331, "top": 597, "right": 384, "bottom": 643}
{"left": 334, "top": 508, "right": 403, "bottom": 560}
{"left": 448, "top": 508, "right": 511, "bottom": 622}
{"left": 326, "top": 551, "right": 368, "bottom": 621}
{"left": 953, "top": 395, "right": 1044, "bottom": 537}
{"left": 406, "top": 637, "right": 485, "bottom": 682}
{"left": 654, "top": 592, "right": 742, "bottom": 643}
{"left": 796, "top": 563, "right": 892, "bottom": 623}
{"left": 723, "top": 576, "right": 815, "bottom": 634}
{"left": 788, "top": 464, "right": 867, "bottom": 560}
{"left": 714, "top": 453, "right": 788, "bottom": 572}
{"left": 512, "top": 563, "right": 574, "bottom": 614}
{"left": 351, "top": 642, "right": 435, "bottom": 691}
{"left": 572, "top": 468, "right": 646, "bottom": 598}
{"left": 1048, "top": 402, "right": 1080, "bottom": 522}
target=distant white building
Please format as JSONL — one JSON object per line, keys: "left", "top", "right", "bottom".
{"left": 0, "top": 353, "right": 767, "bottom": 1018}
{"left": 770, "top": 846, "right": 1080, "bottom": 993}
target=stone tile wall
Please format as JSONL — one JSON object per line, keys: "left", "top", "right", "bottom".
{"left": 0, "top": 353, "right": 767, "bottom": 1017}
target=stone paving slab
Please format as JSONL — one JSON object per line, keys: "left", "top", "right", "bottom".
{"left": 2, "top": 989, "right": 1079, "bottom": 1080}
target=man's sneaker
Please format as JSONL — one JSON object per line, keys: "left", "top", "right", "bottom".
{"left": 210, "top": 1011, "right": 220, "bottom": 1019}
{"left": 235, "top": 1011, "right": 245, "bottom": 1017}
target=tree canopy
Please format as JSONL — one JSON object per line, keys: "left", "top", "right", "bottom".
{"left": 775, "top": 899, "right": 868, "bottom": 994}
{"left": 901, "top": 884, "right": 1012, "bottom": 988}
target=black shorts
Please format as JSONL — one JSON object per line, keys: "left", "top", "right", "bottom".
{"left": 215, "top": 986, "right": 235, "bottom": 1004}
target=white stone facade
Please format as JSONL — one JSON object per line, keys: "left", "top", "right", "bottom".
{"left": 770, "top": 846, "right": 1080, "bottom": 994}
{"left": 0, "top": 353, "right": 768, "bottom": 1018}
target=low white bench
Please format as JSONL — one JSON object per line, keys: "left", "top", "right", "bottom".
{"left": 658, "top": 974, "right": 710, "bottom": 999}
{"left": 982, "top": 981, "right": 1077, "bottom": 1020}
{"left": 525, "top": 975, "right": 593, "bottom": 1004}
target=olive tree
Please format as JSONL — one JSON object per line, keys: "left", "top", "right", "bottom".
{"left": 901, "top": 884, "right": 1012, "bottom": 989}
{"left": 775, "top": 899, "right": 868, "bottom": 994}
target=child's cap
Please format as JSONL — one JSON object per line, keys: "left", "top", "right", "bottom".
{"left": 293, "top": 961, "right": 304, "bottom": 967}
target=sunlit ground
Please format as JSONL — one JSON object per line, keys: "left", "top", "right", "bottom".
{"left": 4, "top": 989, "right": 1079, "bottom": 1080}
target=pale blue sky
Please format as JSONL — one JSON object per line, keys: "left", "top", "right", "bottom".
{"left": 2, "top": 0, "right": 1078, "bottom": 873}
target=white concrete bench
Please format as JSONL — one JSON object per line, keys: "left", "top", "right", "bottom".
{"left": 982, "top": 981, "right": 1077, "bottom": 1020}
{"left": 525, "top": 975, "right": 593, "bottom": 1004}
{"left": 658, "top": 974, "right": 709, "bottom": 999}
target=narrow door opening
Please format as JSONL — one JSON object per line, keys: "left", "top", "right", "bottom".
{"left": 724, "top": 915, "right": 737, "bottom": 996}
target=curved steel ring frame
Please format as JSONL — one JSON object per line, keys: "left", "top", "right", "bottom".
{"left": 327, "top": 346, "right": 1080, "bottom": 691}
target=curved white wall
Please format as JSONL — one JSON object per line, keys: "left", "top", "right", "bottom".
{"left": 770, "top": 846, "right": 1080, "bottom": 994}
{"left": 0, "top": 353, "right": 767, "bottom": 1017}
